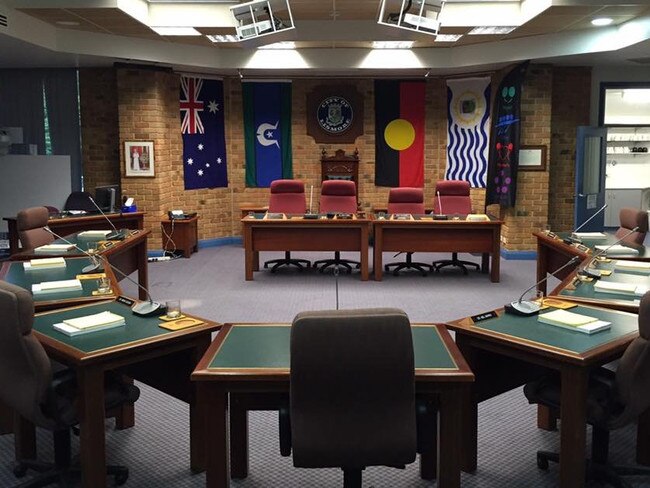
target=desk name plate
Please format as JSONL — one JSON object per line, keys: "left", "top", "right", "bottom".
{"left": 471, "top": 310, "right": 498, "bottom": 323}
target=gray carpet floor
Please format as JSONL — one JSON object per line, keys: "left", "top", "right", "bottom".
{"left": 1, "top": 246, "right": 649, "bottom": 487}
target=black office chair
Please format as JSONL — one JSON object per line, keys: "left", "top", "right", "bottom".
{"left": 524, "top": 292, "right": 650, "bottom": 488}
{"left": 63, "top": 191, "right": 96, "bottom": 212}
{"left": 0, "top": 281, "right": 140, "bottom": 487}
{"left": 279, "top": 308, "right": 435, "bottom": 488}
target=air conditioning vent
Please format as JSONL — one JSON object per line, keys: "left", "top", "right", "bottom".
{"left": 0, "top": 13, "right": 7, "bottom": 28}
{"left": 628, "top": 57, "right": 650, "bottom": 65}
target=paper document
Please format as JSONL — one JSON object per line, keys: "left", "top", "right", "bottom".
{"left": 594, "top": 281, "right": 638, "bottom": 295}
{"left": 62, "top": 311, "right": 125, "bottom": 330}
{"left": 595, "top": 245, "right": 639, "bottom": 256}
{"left": 24, "top": 257, "right": 66, "bottom": 270}
{"left": 614, "top": 260, "right": 650, "bottom": 272}
{"left": 53, "top": 320, "right": 124, "bottom": 337}
{"left": 32, "top": 279, "right": 82, "bottom": 294}
{"left": 35, "top": 244, "right": 75, "bottom": 253}
{"left": 573, "top": 232, "right": 607, "bottom": 239}
{"left": 78, "top": 230, "right": 112, "bottom": 238}
{"left": 538, "top": 309, "right": 610, "bottom": 334}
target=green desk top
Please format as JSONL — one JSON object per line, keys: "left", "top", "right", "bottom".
{"left": 475, "top": 305, "right": 638, "bottom": 354}
{"left": 208, "top": 324, "right": 457, "bottom": 370}
{"left": 560, "top": 272, "right": 648, "bottom": 304}
{"left": 45, "top": 234, "right": 106, "bottom": 255}
{"left": 33, "top": 301, "right": 172, "bottom": 354}
{"left": 3, "top": 258, "right": 102, "bottom": 303}
{"left": 556, "top": 233, "right": 649, "bottom": 258}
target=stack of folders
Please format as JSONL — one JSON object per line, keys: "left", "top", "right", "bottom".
{"left": 538, "top": 309, "right": 611, "bottom": 334}
{"left": 594, "top": 281, "right": 648, "bottom": 297}
{"left": 32, "top": 279, "right": 82, "bottom": 295}
{"left": 614, "top": 260, "right": 650, "bottom": 274}
{"left": 77, "top": 230, "right": 112, "bottom": 238}
{"left": 23, "top": 257, "right": 66, "bottom": 270}
{"left": 35, "top": 244, "right": 75, "bottom": 253}
{"left": 595, "top": 244, "right": 639, "bottom": 256}
{"left": 53, "top": 311, "right": 126, "bottom": 336}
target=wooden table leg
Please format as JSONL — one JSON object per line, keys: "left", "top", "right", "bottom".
{"left": 13, "top": 415, "right": 36, "bottom": 461}
{"left": 481, "top": 253, "right": 489, "bottom": 274}
{"left": 491, "top": 229, "right": 501, "bottom": 283}
{"left": 191, "top": 336, "right": 211, "bottom": 473}
{"left": 114, "top": 376, "right": 135, "bottom": 430}
{"left": 537, "top": 405, "right": 558, "bottom": 431}
{"left": 78, "top": 366, "right": 107, "bottom": 488}
{"left": 205, "top": 387, "right": 230, "bottom": 488}
{"left": 244, "top": 226, "right": 254, "bottom": 280}
{"left": 637, "top": 407, "right": 650, "bottom": 466}
{"left": 456, "top": 337, "right": 477, "bottom": 473}
{"left": 374, "top": 226, "right": 383, "bottom": 281}
{"left": 438, "top": 385, "right": 462, "bottom": 488}
{"left": 136, "top": 240, "right": 148, "bottom": 301}
{"left": 229, "top": 397, "right": 249, "bottom": 479}
{"left": 559, "top": 366, "right": 588, "bottom": 488}
{"left": 360, "top": 225, "right": 369, "bottom": 281}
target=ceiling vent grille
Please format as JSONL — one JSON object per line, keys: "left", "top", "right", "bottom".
{"left": 0, "top": 13, "right": 7, "bottom": 28}
{"left": 627, "top": 57, "right": 650, "bottom": 65}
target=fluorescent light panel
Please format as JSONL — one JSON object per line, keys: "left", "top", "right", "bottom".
{"left": 468, "top": 26, "right": 516, "bottom": 35}
{"left": 591, "top": 17, "right": 613, "bottom": 27}
{"left": 372, "top": 40, "right": 414, "bottom": 49}
{"left": 258, "top": 41, "right": 296, "bottom": 49}
{"left": 151, "top": 26, "right": 202, "bottom": 36}
{"left": 435, "top": 34, "right": 462, "bottom": 42}
{"left": 207, "top": 34, "right": 239, "bottom": 43}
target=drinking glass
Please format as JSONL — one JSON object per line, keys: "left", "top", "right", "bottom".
{"left": 166, "top": 300, "right": 181, "bottom": 319}
{"left": 97, "top": 276, "right": 111, "bottom": 294}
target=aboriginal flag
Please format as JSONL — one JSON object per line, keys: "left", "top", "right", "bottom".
{"left": 374, "top": 80, "right": 425, "bottom": 187}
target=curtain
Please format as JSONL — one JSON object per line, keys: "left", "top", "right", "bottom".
{"left": 0, "top": 69, "right": 46, "bottom": 153}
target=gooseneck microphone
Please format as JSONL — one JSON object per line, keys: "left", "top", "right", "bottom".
{"left": 577, "top": 226, "right": 640, "bottom": 279}
{"left": 88, "top": 195, "right": 126, "bottom": 241}
{"left": 505, "top": 256, "right": 581, "bottom": 316}
{"left": 43, "top": 227, "right": 164, "bottom": 317}
{"left": 563, "top": 204, "right": 608, "bottom": 244}
{"left": 433, "top": 191, "right": 448, "bottom": 220}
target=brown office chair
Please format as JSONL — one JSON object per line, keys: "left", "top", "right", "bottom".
{"left": 524, "top": 292, "right": 650, "bottom": 487}
{"left": 279, "top": 308, "right": 435, "bottom": 488}
{"left": 616, "top": 208, "right": 648, "bottom": 245}
{"left": 431, "top": 180, "right": 480, "bottom": 274}
{"left": 313, "top": 180, "right": 361, "bottom": 274}
{"left": 0, "top": 281, "right": 139, "bottom": 487}
{"left": 384, "top": 188, "right": 433, "bottom": 276}
{"left": 263, "top": 179, "right": 311, "bottom": 272}
{"left": 16, "top": 206, "right": 54, "bottom": 250}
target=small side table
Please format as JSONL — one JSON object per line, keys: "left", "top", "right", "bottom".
{"left": 161, "top": 215, "right": 199, "bottom": 258}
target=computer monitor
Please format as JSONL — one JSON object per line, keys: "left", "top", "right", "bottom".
{"left": 94, "top": 184, "right": 120, "bottom": 212}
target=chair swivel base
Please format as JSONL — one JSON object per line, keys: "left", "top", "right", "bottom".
{"left": 433, "top": 252, "right": 480, "bottom": 275}
{"left": 536, "top": 450, "right": 650, "bottom": 488}
{"left": 313, "top": 251, "right": 360, "bottom": 274}
{"left": 264, "top": 251, "right": 311, "bottom": 273}
{"left": 385, "top": 253, "right": 433, "bottom": 277}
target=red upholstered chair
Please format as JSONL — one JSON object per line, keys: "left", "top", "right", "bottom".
{"left": 431, "top": 180, "right": 480, "bottom": 274}
{"left": 313, "top": 180, "right": 360, "bottom": 273}
{"left": 616, "top": 207, "right": 648, "bottom": 245}
{"left": 16, "top": 206, "right": 54, "bottom": 251}
{"left": 264, "top": 179, "right": 311, "bottom": 272}
{"left": 384, "top": 188, "right": 433, "bottom": 276}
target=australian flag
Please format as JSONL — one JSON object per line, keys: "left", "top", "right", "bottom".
{"left": 180, "top": 76, "right": 228, "bottom": 189}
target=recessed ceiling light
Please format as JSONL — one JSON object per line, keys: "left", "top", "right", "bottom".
{"left": 258, "top": 41, "right": 296, "bottom": 50}
{"left": 372, "top": 41, "right": 414, "bottom": 49}
{"left": 150, "top": 26, "right": 202, "bottom": 36}
{"left": 591, "top": 17, "right": 613, "bottom": 27}
{"left": 56, "top": 20, "right": 80, "bottom": 26}
{"left": 206, "top": 34, "right": 239, "bottom": 43}
{"left": 435, "top": 34, "right": 463, "bottom": 42}
{"left": 468, "top": 26, "right": 516, "bottom": 35}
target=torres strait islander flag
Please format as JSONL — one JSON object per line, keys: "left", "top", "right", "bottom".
{"left": 374, "top": 80, "right": 425, "bottom": 187}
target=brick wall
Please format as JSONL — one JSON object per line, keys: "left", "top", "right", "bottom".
{"left": 550, "top": 67, "right": 592, "bottom": 232}
{"left": 80, "top": 64, "right": 581, "bottom": 252}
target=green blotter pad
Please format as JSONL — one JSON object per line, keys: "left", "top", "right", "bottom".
{"left": 475, "top": 305, "right": 638, "bottom": 354}
{"left": 33, "top": 301, "right": 172, "bottom": 353}
{"left": 560, "top": 273, "right": 648, "bottom": 304}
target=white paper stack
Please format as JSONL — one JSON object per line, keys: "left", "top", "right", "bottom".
{"left": 595, "top": 244, "right": 639, "bottom": 256}
{"left": 538, "top": 309, "right": 610, "bottom": 334}
{"left": 53, "top": 311, "right": 126, "bottom": 336}
{"left": 573, "top": 232, "right": 607, "bottom": 239}
{"left": 34, "top": 244, "right": 75, "bottom": 253}
{"left": 23, "top": 257, "right": 66, "bottom": 270}
{"left": 77, "top": 230, "right": 111, "bottom": 238}
{"left": 594, "top": 280, "right": 642, "bottom": 296}
{"left": 32, "top": 279, "right": 82, "bottom": 295}
{"left": 614, "top": 260, "right": 650, "bottom": 273}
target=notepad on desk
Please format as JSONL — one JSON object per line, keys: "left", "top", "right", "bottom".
{"left": 595, "top": 244, "right": 639, "bottom": 256}
{"left": 537, "top": 309, "right": 611, "bottom": 334}
{"left": 614, "top": 260, "right": 650, "bottom": 273}
{"left": 573, "top": 232, "right": 607, "bottom": 239}
{"left": 77, "top": 230, "right": 112, "bottom": 238}
{"left": 466, "top": 214, "right": 490, "bottom": 222}
{"left": 24, "top": 257, "right": 66, "bottom": 270}
{"left": 594, "top": 280, "right": 648, "bottom": 297}
{"left": 53, "top": 311, "right": 126, "bottom": 337}
{"left": 34, "top": 244, "right": 75, "bottom": 253}
{"left": 32, "top": 279, "right": 82, "bottom": 295}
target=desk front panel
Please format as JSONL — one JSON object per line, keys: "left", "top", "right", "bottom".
{"left": 251, "top": 225, "right": 365, "bottom": 252}
{"left": 379, "top": 225, "right": 495, "bottom": 253}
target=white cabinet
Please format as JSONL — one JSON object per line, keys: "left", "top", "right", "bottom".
{"left": 604, "top": 189, "right": 643, "bottom": 227}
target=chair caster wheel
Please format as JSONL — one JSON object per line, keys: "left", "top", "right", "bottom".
{"left": 13, "top": 464, "right": 28, "bottom": 478}
{"left": 115, "top": 472, "right": 129, "bottom": 485}
{"left": 537, "top": 453, "right": 549, "bottom": 470}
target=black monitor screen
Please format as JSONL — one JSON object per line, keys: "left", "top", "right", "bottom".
{"left": 95, "top": 185, "right": 120, "bottom": 212}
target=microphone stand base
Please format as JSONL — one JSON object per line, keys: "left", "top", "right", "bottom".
{"left": 82, "top": 263, "right": 104, "bottom": 274}
{"left": 132, "top": 301, "right": 166, "bottom": 317}
{"left": 504, "top": 300, "right": 541, "bottom": 316}
{"left": 578, "top": 269, "right": 602, "bottom": 280}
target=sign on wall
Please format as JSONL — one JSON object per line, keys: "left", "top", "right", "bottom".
{"left": 306, "top": 86, "right": 364, "bottom": 143}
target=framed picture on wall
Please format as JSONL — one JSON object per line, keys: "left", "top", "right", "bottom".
{"left": 124, "top": 141, "right": 155, "bottom": 177}
{"left": 519, "top": 145, "right": 547, "bottom": 172}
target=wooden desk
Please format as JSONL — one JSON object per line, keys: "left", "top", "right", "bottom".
{"left": 373, "top": 215, "right": 502, "bottom": 282}
{"left": 11, "top": 230, "right": 150, "bottom": 301}
{"left": 0, "top": 257, "right": 120, "bottom": 312}
{"left": 535, "top": 231, "right": 648, "bottom": 294}
{"left": 241, "top": 214, "right": 371, "bottom": 281}
{"left": 17, "top": 300, "right": 220, "bottom": 487}
{"left": 4, "top": 211, "right": 144, "bottom": 255}
{"left": 446, "top": 304, "right": 648, "bottom": 488}
{"left": 192, "top": 323, "right": 473, "bottom": 488}
{"left": 162, "top": 215, "right": 199, "bottom": 258}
